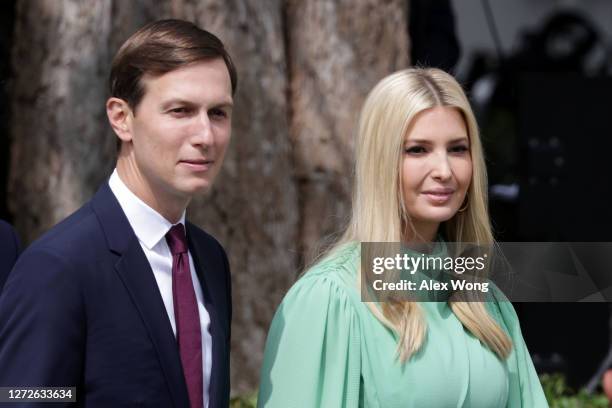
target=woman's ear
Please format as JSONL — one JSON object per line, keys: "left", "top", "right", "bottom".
{"left": 106, "top": 97, "right": 133, "bottom": 143}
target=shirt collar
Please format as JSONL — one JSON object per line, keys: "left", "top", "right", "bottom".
{"left": 108, "top": 169, "right": 186, "bottom": 250}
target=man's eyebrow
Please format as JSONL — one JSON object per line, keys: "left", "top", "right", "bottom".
{"left": 160, "top": 98, "right": 196, "bottom": 108}
{"left": 160, "top": 98, "right": 233, "bottom": 108}
{"left": 214, "top": 100, "right": 234, "bottom": 109}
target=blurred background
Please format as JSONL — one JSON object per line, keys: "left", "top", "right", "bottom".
{"left": 1, "top": 0, "right": 612, "bottom": 398}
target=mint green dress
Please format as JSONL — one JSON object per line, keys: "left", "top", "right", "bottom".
{"left": 258, "top": 242, "right": 548, "bottom": 407}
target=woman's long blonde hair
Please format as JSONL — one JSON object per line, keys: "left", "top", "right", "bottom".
{"left": 318, "top": 67, "right": 512, "bottom": 362}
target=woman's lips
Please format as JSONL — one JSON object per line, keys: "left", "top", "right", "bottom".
{"left": 422, "top": 190, "right": 454, "bottom": 204}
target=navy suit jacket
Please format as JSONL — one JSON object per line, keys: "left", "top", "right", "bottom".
{"left": 0, "top": 220, "right": 21, "bottom": 293}
{"left": 0, "top": 184, "right": 232, "bottom": 407}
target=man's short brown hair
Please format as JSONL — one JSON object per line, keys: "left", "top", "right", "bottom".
{"left": 109, "top": 19, "right": 238, "bottom": 113}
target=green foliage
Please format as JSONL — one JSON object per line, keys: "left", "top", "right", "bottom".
{"left": 229, "top": 392, "right": 257, "bottom": 408}
{"left": 541, "top": 373, "right": 609, "bottom": 408}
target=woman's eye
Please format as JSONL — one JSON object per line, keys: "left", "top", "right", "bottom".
{"left": 450, "top": 145, "right": 469, "bottom": 153}
{"left": 405, "top": 146, "right": 426, "bottom": 154}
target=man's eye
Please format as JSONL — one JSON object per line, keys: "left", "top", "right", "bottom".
{"left": 210, "top": 108, "right": 227, "bottom": 118}
{"left": 169, "top": 107, "right": 191, "bottom": 115}
{"left": 405, "top": 146, "right": 426, "bottom": 154}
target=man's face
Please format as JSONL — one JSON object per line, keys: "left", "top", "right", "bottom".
{"left": 126, "top": 58, "right": 233, "bottom": 203}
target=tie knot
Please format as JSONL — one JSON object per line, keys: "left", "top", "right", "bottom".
{"left": 165, "top": 224, "right": 188, "bottom": 255}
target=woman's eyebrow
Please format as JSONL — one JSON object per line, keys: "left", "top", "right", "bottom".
{"left": 448, "top": 137, "right": 469, "bottom": 143}
{"left": 405, "top": 137, "right": 468, "bottom": 144}
{"left": 405, "top": 138, "right": 433, "bottom": 144}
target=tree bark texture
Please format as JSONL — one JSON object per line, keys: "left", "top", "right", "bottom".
{"left": 9, "top": 0, "right": 114, "bottom": 243}
{"left": 7, "top": 0, "right": 409, "bottom": 394}
{"left": 286, "top": 0, "right": 410, "bottom": 262}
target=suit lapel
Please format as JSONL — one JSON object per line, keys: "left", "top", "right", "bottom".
{"left": 91, "top": 184, "right": 190, "bottom": 408}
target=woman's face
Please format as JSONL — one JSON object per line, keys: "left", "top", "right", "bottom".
{"left": 401, "top": 106, "right": 472, "bottom": 237}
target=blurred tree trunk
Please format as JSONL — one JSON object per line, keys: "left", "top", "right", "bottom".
{"left": 9, "top": 0, "right": 114, "bottom": 242}
{"left": 286, "top": 0, "right": 410, "bottom": 262}
{"left": 8, "top": 0, "right": 410, "bottom": 395}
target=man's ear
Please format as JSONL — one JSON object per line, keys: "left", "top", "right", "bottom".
{"left": 106, "top": 97, "right": 134, "bottom": 143}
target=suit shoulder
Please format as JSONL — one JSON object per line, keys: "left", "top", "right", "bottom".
{"left": 0, "top": 220, "right": 19, "bottom": 250}
{"left": 0, "top": 219, "right": 14, "bottom": 234}
{"left": 26, "top": 202, "right": 103, "bottom": 258}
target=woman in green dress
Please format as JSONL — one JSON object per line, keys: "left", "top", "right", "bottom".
{"left": 258, "top": 68, "right": 548, "bottom": 407}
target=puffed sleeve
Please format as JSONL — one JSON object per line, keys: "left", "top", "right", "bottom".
{"left": 488, "top": 289, "right": 549, "bottom": 407}
{"left": 258, "top": 272, "right": 362, "bottom": 408}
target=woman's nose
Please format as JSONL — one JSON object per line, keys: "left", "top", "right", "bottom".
{"left": 430, "top": 153, "right": 452, "bottom": 180}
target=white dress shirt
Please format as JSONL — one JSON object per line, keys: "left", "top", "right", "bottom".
{"left": 109, "top": 169, "right": 211, "bottom": 408}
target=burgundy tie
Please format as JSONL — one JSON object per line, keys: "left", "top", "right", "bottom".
{"left": 166, "top": 224, "right": 203, "bottom": 408}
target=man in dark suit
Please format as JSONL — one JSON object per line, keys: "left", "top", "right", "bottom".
{"left": 0, "top": 220, "right": 20, "bottom": 292}
{"left": 0, "top": 19, "right": 236, "bottom": 407}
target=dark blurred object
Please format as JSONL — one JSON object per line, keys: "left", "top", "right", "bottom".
{"left": 518, "top": 74, "right": 612, "bottom": 241}
{"left": 467, "top": 9, "right": 609, "bottom": 116}
{"left": 512, "top": 11, "right": 603, "bottom": 73}
{"left": 0, "top": 219, "right": 20, "bottom": 293}
{"left": 463, "top": 8, "right": 612, "bottom": 389}
{"left": 0, "top": 1, "right": 16, "bottom": 221}
{"left": 409, "top": 0, "right": 461, "bottom": 73}
{"left": 515, "top": 303, "right": 609, "bottom": 389}
{"left": 465, "top": 9, "right": 611, "bottom": 234}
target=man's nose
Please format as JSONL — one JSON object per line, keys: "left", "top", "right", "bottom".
{"left": 192, "top": 112, "right": 214, "bottom": 146}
